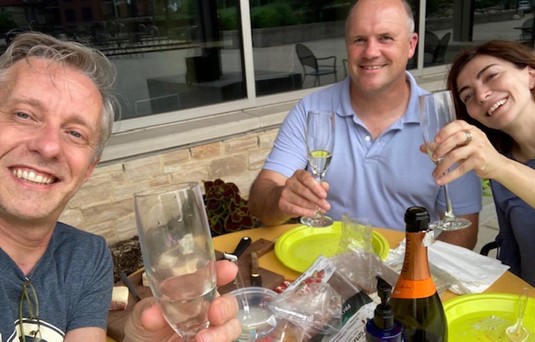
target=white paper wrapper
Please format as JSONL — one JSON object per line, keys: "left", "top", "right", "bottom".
{"left": 386, "top": 239, "right": 510, "bottom": 294}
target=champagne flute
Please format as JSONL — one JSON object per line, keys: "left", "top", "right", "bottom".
{"left": 300, "top": 110, "right": 335, "bottom": 227}
{"left": 419, "top": 90, "right": 472, "bottom": 231}
{"left": 134, "top": 182, "right": 217, "bottom": 341}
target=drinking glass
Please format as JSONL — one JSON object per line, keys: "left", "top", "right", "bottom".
{"left": 300, "top": 110, "right": 335, "bottom": 227}
{"left": 134, "top": 182, "right": 217, "bottom": 341}
{"left": 419, "top": 90, "right": 472, "bottom": 231}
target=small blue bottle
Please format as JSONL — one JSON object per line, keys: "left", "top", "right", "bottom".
{"left": 366, "top": 278, "right": 404, "bottom": 342}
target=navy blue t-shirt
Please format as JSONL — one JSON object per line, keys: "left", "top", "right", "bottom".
{"left": 0, "top": 222, "right": 113, "bottom": 342}
{"left": 493, "top": 157, "right": 535, "bottom": 287}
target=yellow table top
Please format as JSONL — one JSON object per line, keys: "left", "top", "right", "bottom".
{"left": 211, "top": 224, "right": 533, "bottom": 302}
{"left": 107, "top": 224, "right": 533, "bottom": 341}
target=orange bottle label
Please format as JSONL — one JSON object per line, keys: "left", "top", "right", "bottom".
{"left": 391, "top": 277, "right": 437, "bottom": 299}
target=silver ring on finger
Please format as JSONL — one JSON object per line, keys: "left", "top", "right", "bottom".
{"left": 462, "top": 129, "right": 472, "bottom": 146}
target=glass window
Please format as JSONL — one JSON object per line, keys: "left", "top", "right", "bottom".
{"left": 0, "top": 0, "right": 245, "bottom": 122}
{"left": 81, "top": 7, "right": 94, "bottom": 22}
{"left": 109, "top": 0, "right": 245, "bottom": 120}
{"left": 249, "top": 1, "right": 348, "bottom": 90}
{"left": 0, "top": 0, "right": 530, "bottom": 126}
{"left": 423, "top": 0, "right": 534, "bottom": 69}
{"left": 65, "top": 9, "right": 76, "bottom": 23}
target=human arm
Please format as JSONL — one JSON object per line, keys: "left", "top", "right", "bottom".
{"left": 248, "top": 169, "right": 330, "bottom": 226}
{"left": 435, "top": 213, "right": 479, "bottom": 250}
{"left": 429, "top": 120, "right": 535, "bottom": 208}
{"left": 64, "top": 327, "right": 107, "bottom": 341}
{"left": 488, "top": 158, "right": 535, "bottom": 208}
{"left": 123, "top": 260, "right": 241, "bottom": 342}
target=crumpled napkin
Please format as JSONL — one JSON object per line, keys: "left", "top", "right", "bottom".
{"left": 386, "top": 239, "right": 510, "bottom": 295}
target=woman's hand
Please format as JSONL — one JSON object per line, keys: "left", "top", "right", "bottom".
{"left": 123, "top": 260, "right": 241, "bottom": 342}
{"left": 422, "top": 120, "right": 505, "bottom": 185}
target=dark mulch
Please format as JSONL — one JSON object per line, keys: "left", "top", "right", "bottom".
{"left": 109, "top": 236, "right": 143, "bottom": 284}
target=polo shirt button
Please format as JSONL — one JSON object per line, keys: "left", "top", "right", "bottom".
{"left": 365, "top": 136, "right": 371, "bottom": 141}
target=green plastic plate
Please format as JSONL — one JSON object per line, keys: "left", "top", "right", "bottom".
{"left": 274, "top": 221, "right": 390, "bottom": 273}
{"left": 444, "top": 293, "right": 535, "bottom": 341}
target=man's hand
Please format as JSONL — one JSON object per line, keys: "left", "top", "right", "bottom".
{"left": 123, "top": 261, "right": 241, "bottom": 342}
{"left": 248, "top": 169, "right": 331, "bottom": 226}
{"left": 279, "top": 169, "right": 331, "bottom": 219}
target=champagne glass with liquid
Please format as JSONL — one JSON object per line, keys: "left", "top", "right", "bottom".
{"left": 419, "top": 90, "right": 472, "bottom": 231}
{"left": 300, "top": 110, "right": 335, "bottom": 227}
{"left": 134, "top": 182, "right": 216, "bottom": 341}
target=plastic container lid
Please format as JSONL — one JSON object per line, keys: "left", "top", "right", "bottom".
{"left": 230, "top": 287, "right": 278, "bottom": 341}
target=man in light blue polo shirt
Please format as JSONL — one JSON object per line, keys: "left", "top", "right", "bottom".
{"left": 248, "top": 0, "right": 481, "bottom": 249}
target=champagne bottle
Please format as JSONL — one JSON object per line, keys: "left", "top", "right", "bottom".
{"left": 390, "top": 206, "right": 447, "bottom": 342}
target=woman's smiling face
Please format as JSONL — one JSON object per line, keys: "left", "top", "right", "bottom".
{"left": 456, "top": 54, "right": 535, "bottom": 131}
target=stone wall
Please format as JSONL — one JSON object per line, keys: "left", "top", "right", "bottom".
{"left": 59, "top": 128, "right": 279, "bottom": 244}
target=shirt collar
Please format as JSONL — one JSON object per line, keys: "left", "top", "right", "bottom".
{"left": 336, "top": 71, "right": 429, "bottom": 126}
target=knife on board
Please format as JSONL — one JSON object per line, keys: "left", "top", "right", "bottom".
{"left": 119, "top": 271, "right": 142, "bottom": 302}
{"left": 222, "top": 236, "right": 252, "bottom": 261}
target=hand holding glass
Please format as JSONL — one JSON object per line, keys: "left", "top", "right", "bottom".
{"left": 300, "top": 110, "right": 335, "bottom": 227}
{"left": 134, "top": 182, "right": 216, "bottom": 341}
{"left": 419, "top": 91, "right": 472, "bottom": 231}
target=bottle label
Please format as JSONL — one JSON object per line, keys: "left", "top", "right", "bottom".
{"left": 391, "top": 277, "right": 436, "bottom": 299}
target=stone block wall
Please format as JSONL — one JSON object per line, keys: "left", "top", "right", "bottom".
{"left": 59, "top": 128, "right": 279, "bottom": 244}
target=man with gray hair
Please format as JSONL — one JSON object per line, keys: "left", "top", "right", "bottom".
{"left": 249, "top": 0, "right": 482, "bottom": 249}
{"left": 0, "top": 32, "right": 240, "bottom": 342}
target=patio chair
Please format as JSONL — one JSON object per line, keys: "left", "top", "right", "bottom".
{"left": 423, "top": 31, "right": 440, "bottom": 66}
{"left": 432, "top": 32, "right": 451, "bottom": 64}
{"left": 295, "top": 43, "right": 337, "bottom": 87}
{"left": 517, "top": 17, "right": 534, "bottom": 45}
{"left": 423, "top": 31, "right": 451, "bottom": 66}
{"left": 480, "top": 241, "right": 498, "bottom": 257}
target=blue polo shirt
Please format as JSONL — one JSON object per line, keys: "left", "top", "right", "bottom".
{"left": 264, "top": 73, "right": 482, "bottom": 230}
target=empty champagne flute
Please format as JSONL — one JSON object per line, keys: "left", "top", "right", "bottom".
{"left": 419, "top": 90, "right": 472, "bottom": 231}
{"left": 134, "top": 182, "right": 217, "bottom": 341}
{"left": 300, "top": 110, "right": 335, "bottom": 227}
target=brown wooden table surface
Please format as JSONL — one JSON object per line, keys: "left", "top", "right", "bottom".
{"left": 107, "top": 224, "right": 534, "bottom": 341}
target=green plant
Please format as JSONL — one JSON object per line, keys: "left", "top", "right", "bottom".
{"left": 251, "top": 2, "right": 302, "bottom": 28}
{"left": 482, "top": 178, "right": 492, "bottom": 197}
{"left": 0, "top": 9, "right": 16, "bottom": 33}
{"left": 203, "top": 179, "right": 260, "bottom": 236}
{"left": 219, "top": 8, "right": 238, "bottom": 30}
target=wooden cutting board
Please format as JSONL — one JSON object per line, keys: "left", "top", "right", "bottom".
{"left": 106, "top": 238, "right": 285, "bottom": 341}
{"left": 107, "top": 270, "right": 150, "bottom": 341}
{"left": 216, "top": 238, "right": 285, "bottom": 294}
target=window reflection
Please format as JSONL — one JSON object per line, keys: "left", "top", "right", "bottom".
{"left": 250, "top": 1, "right": 347, "bottom": 90}
{"left": 424, "top": 0, "right": 534, "bottom": 69}
{"left": 0, "top": 0, "right": 531, "bottom": 122}
{"left": 0, "top": 0, "right": 243, "bottom": 120}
